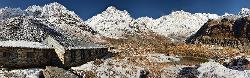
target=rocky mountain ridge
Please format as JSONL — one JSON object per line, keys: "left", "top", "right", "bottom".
{"left": 0, "top": 2, "right": 103, "bottom": 45}
{"left": 187, "top": 15, "right": 250, "bottom": 50}
{"left": 85, "top": 7, "right": 222, "bottom": 42}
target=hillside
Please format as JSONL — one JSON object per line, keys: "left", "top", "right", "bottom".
{"left": 0, "top": 2, "right": 102, "bottom": 45}
{"left": 187, "top": 15, "right": 250, "bottom": 50}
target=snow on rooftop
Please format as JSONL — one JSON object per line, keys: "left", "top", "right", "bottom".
{"left": 0, "top": 40, "right": 51, "bottom": 49}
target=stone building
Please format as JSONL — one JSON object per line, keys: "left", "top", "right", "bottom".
{"left": 0, "top": 24, "right": 108, "bottom": 68}
{"left": 0, "top": 38, "right": 108, "bottom": 68}
{"left": 0, "top": 41, "right": 54, "bottom": 68}
{"left": 45, "top": 35, "right": 108, "bottom": 68}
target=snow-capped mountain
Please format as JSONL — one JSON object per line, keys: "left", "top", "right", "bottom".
{"left": 85, "top": 6, "right": 134, "bottom": 39}
{"left": 26, "top": 2, "right": 101, "bottom": 42}
{"left": 130, "top": 11, "right": 220, "bottom": 42}
{"left": 239, "top": 8, "right": 250, "bottom": 16}
{"left": 0, "top": 7, "right": 26, "bottom": 20}
{"left": 150, "top": 11, "right": 219, "bottom": 42}
{"left": 130, "top": 17, "right": 155, "bottom": 33}
{"left": 0, "top": 2, "right": 102, "bottom": 43}
{"left": 86, "top": 6, "right": 220, "bottom": 42}
{"left": 0, "top": 16, "right": 45, "bottom": 42}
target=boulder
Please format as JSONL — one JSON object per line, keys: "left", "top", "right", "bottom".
{"left": 160, "top": 66, "right": 199, "bottom": 78}
{"left": 223, "top": 57, "right": 249, "bottom": 71}
{"left": 43, "top": 66, "right": 79, "bottom": 78}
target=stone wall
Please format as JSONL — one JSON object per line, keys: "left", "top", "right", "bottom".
{"left": 0, "top": 47, "right": 53, "bottom": 68}
{"left": 63, "top": 48, "right": 108, "bottom": 67}
{"left": 44, "top": 36, "right": 65, "bottom": 64}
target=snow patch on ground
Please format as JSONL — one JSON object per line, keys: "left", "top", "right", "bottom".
{"left": 0, "top": 40, "right": 50, "bottom": 49}
{"left": 0, "top": 68, "right": 43, "bottom": 78}
{"left": 72, "top": 58, "right": 143, "bottom": 78}
{"left": 161, "top": 62, "right": 250, "bottom": 78}
{"left": 197, "top": 62, "right": 250, "bottom": 78}
{"left": 160, "top": 66, "right": 188, "bottom": 78}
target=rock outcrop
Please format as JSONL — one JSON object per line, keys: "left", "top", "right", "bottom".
{"left": 187, "top": 16, "right": 250, "bottom": 50}
{"left": 223, "top": 57, "right": 250, "bottom": 71}
{"left": 0, "top": 68, "right": 43, "bottom": 78}
{"left": 43, "top": 66, "right": 79, "bottom": 78}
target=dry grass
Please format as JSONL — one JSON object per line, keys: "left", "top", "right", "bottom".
{"left": 105, "top": 32, "right": 241, "bottom": 58}
{"left": 102, "top": 32, "right": 243, "bottom": 77}
{"left": 104, "top": 32, "right": 172, "bottom": 56}
{"left": 83, "top": 71, "right": 96, "bottom": 78}
{"left": 165, "top": 44, "right": 241, "bottom": 58}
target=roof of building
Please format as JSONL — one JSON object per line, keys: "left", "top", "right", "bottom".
{"left": 48, "top": 35, "right": 105, "bottom": 50}
{"left": 0, "top": 40, "right": 51, "bottom": 49}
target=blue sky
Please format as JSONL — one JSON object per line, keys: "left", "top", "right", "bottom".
{"left": 0, "top": 0, "right": 250, "bottom": 20}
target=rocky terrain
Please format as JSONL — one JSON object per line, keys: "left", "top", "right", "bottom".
{"left": 1, "top": 2, "right": 250, "bottom": 78}
{"left": 187, "top": 15, "right": 250, "bottom": 51}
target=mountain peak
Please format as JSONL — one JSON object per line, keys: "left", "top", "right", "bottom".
{"left": 103, "top": 6, "right": 128, "bottom": 15}
{"left": 25, "top": 2, "right": 70, "bottom": 17}
{"left": 239, "top": 8, "right": 250, "bottom": 16}
{"left": 85, "top": 6, "right": 133, "bottom": 39}
{"left": 44, "top": 2, "right": 66, "bottom": 10}
{"left": 106, "top": 6, "right": 118, "bottom": 11}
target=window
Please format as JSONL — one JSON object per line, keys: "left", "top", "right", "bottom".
{"left": 3, "top": 52, "right": 7, "bottom": 57}
{"left": 87, "top": 50, "right": 91, "bottom": 57}
{"left": 90, "top": 49, "right": 97, "bottom": 58}
{"left": 43, "top": 51, "right": 48, "bottom": 58}
{"left": 27, "top": 52, "right": 34, "bottom": 58}
{"left": 81, "top": 51, "right": 85, "bottom": 60}
{"left": 3, "top": 52, "right": 10, "bottom": 58}
{"left": 71, "top": 50, "right": 76, "bottom": 62}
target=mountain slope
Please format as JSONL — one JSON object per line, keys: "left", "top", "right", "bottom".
{"left": 0, "top": 16, "right": 45, "bottom": 42}
{"left": 0, "top": 2, "right": 104, "bottom": 45}
{"left": 85, "top": 6, "right": 134, "bottom": 39}
{"left": 86, "top": 7, "right": 220, "bottom": 42}
{"left": 130, "top": 11, "right": 219, "bottom": 42}
{"left": 0, "top": 7, "right": 26, "bottom": 20}
{"left": 26, "top": 2, "right": 101, "bottom": 42}
{"left": 187, "top": 16, "right": 250, "bottom": 50}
